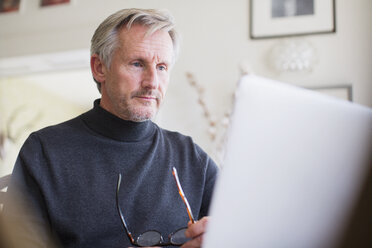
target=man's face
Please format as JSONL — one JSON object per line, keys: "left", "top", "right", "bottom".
{"left": 97, "top": 24, "right": 174, "bottom": 122}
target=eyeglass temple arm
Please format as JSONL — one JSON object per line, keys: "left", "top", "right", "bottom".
{"left": 172, "top": 167, "right": 196, "bottom": 224}
{"left": 116, "top": 174, "right": 136, "bottom": 244}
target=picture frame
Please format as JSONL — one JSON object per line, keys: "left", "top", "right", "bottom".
{"left": 307, "top": 85, "right": 353, "bottom": 102}
{"left": 40, "top": 0, "right": 71, "bottom": 7}
{"left": 0, "top": 0, "right": 21, "bottom": 14}
{"left": 250, "top": 0, "right": 336, "bottom": 39}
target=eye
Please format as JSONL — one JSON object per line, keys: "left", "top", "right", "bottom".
{"left": 157, "top": 64, "right": 167, "bottom": 71}
{"left": 132, "top": 61, "right": 143, "bottom": 67}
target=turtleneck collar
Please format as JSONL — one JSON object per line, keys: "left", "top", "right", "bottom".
{"left": 82, "top": 99, "right": 156, "bottom": 142}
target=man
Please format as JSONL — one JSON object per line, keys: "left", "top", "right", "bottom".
{"left": 4, "top": 8, "right": 218, "bottom": 248}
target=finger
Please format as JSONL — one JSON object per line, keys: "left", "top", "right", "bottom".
{"left": 181, "top": 234, "right": 204, "bottom": 248}
{"left": 129, "top": 247, "right": 161, "bottom": 248}
{"left": 185, "top": 216, "right": 209, "bottom": 238}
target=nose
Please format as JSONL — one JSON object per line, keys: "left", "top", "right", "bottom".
{"left": 141, "top": 66, "right": 158, "bottom": 89}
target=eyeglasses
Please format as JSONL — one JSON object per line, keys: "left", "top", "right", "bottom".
{"left": 116, "top": 167, "right": 195, "bottom": 247}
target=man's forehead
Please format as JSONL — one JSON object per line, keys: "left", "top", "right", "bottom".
{"left": 118, "top": 25, "right": 174, "bottom": 59}
{"left": 119, "top": 25, "right": 171, "bottom": 45}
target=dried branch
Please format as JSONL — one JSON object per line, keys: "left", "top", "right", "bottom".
{"left": 186, "top": 72, "right": 218, "bottom": 141}
{"left": 186, "top": 72, "right": 239, "bottom": 165}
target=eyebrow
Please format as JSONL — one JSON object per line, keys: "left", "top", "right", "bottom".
{"left": 130, "top": 56, "right": 171, "bottom": 66}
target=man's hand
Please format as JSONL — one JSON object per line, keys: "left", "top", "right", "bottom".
{"left": 181, "top": 217, "right": 209, "bottom": 248}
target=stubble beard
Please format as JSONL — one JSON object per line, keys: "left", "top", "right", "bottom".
{"left": 120, "top": 89, "right": 162, "bottom": 122}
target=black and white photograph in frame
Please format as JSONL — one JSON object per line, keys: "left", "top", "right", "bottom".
{"left": 272, "top": 0, "right": 314, "bottom": 18}
{"left": 308, "top": 85, "right": 353, "bottom": 102}
{"left": 250, "top": 0, "right": 336, "bottom": 39}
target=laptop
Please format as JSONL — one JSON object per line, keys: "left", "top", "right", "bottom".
{"left": 203, "top": 75, "right": 372, "bottom": 248}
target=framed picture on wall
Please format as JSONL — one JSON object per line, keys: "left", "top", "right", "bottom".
{"left": 40, "top": 0, "right": 70, "bottom": 7}
{"left": 250, "top": 0, "right": 336, "bottom": 39}
{"left": 307, "top": 85, "right": 353, "bottom": 102}
{"left": 0, "top": 0, "right": 21, "bottom": 13}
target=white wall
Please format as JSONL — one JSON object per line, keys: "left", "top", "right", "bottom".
{"left": 0, "top": 0, "right": 371, "bottom": 165}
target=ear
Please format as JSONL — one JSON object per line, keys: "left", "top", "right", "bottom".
{"left": 91, "top": 54, "right": 107, "bottom": 83}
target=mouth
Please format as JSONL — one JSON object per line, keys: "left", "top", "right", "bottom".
{"left": 135, "top": 95, "right": 158, "bottom": 101}
{"left": 132, "top": 90, "right": 161, "bottom": 104}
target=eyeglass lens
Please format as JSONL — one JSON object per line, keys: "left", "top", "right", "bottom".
{"left": 170, "top": 227, "right": 190, "bottom": 245}
{"left": 136, "top": 228, "right": 190, "bottom": 246}
{"left": 136, "top": 231, "right": 163, "bottom": 246}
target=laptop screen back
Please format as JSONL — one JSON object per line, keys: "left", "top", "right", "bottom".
{"left": 204, "top": 75, "right": 372, "bottom": 248}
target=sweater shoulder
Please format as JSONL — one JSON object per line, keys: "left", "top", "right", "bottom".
{"left": 156, "top": 125, "right": 196, "bottom": 148}
{"left": 24, "top": 114, "right": 87, "bottom": 148}
{"left": 156, "top": 126, "right": 210, "bottom": 163}
{"left": 34, "top": 113, "right": 85, "bottom": 136}
{"left": 157, "top": 126, "right": 192, "bottom": 142}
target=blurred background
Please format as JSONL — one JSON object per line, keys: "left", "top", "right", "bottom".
{"left": 0, "top": 0, "right": 371, "bottom": 176}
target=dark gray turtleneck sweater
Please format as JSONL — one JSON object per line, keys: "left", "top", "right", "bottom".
{"left": 5, "top": 99, "right": 218, "bottom": 248}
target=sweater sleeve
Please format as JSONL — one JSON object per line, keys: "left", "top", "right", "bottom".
{"left": 3, "top": 133, "right": 60, "bottom": 248}
{"left": 196, "top": 146, "right": 219, "bottom": 219}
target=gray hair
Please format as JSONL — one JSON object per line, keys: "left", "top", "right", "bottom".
{"left": 90, "top": 8, "right": 180, "bottom": 92}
